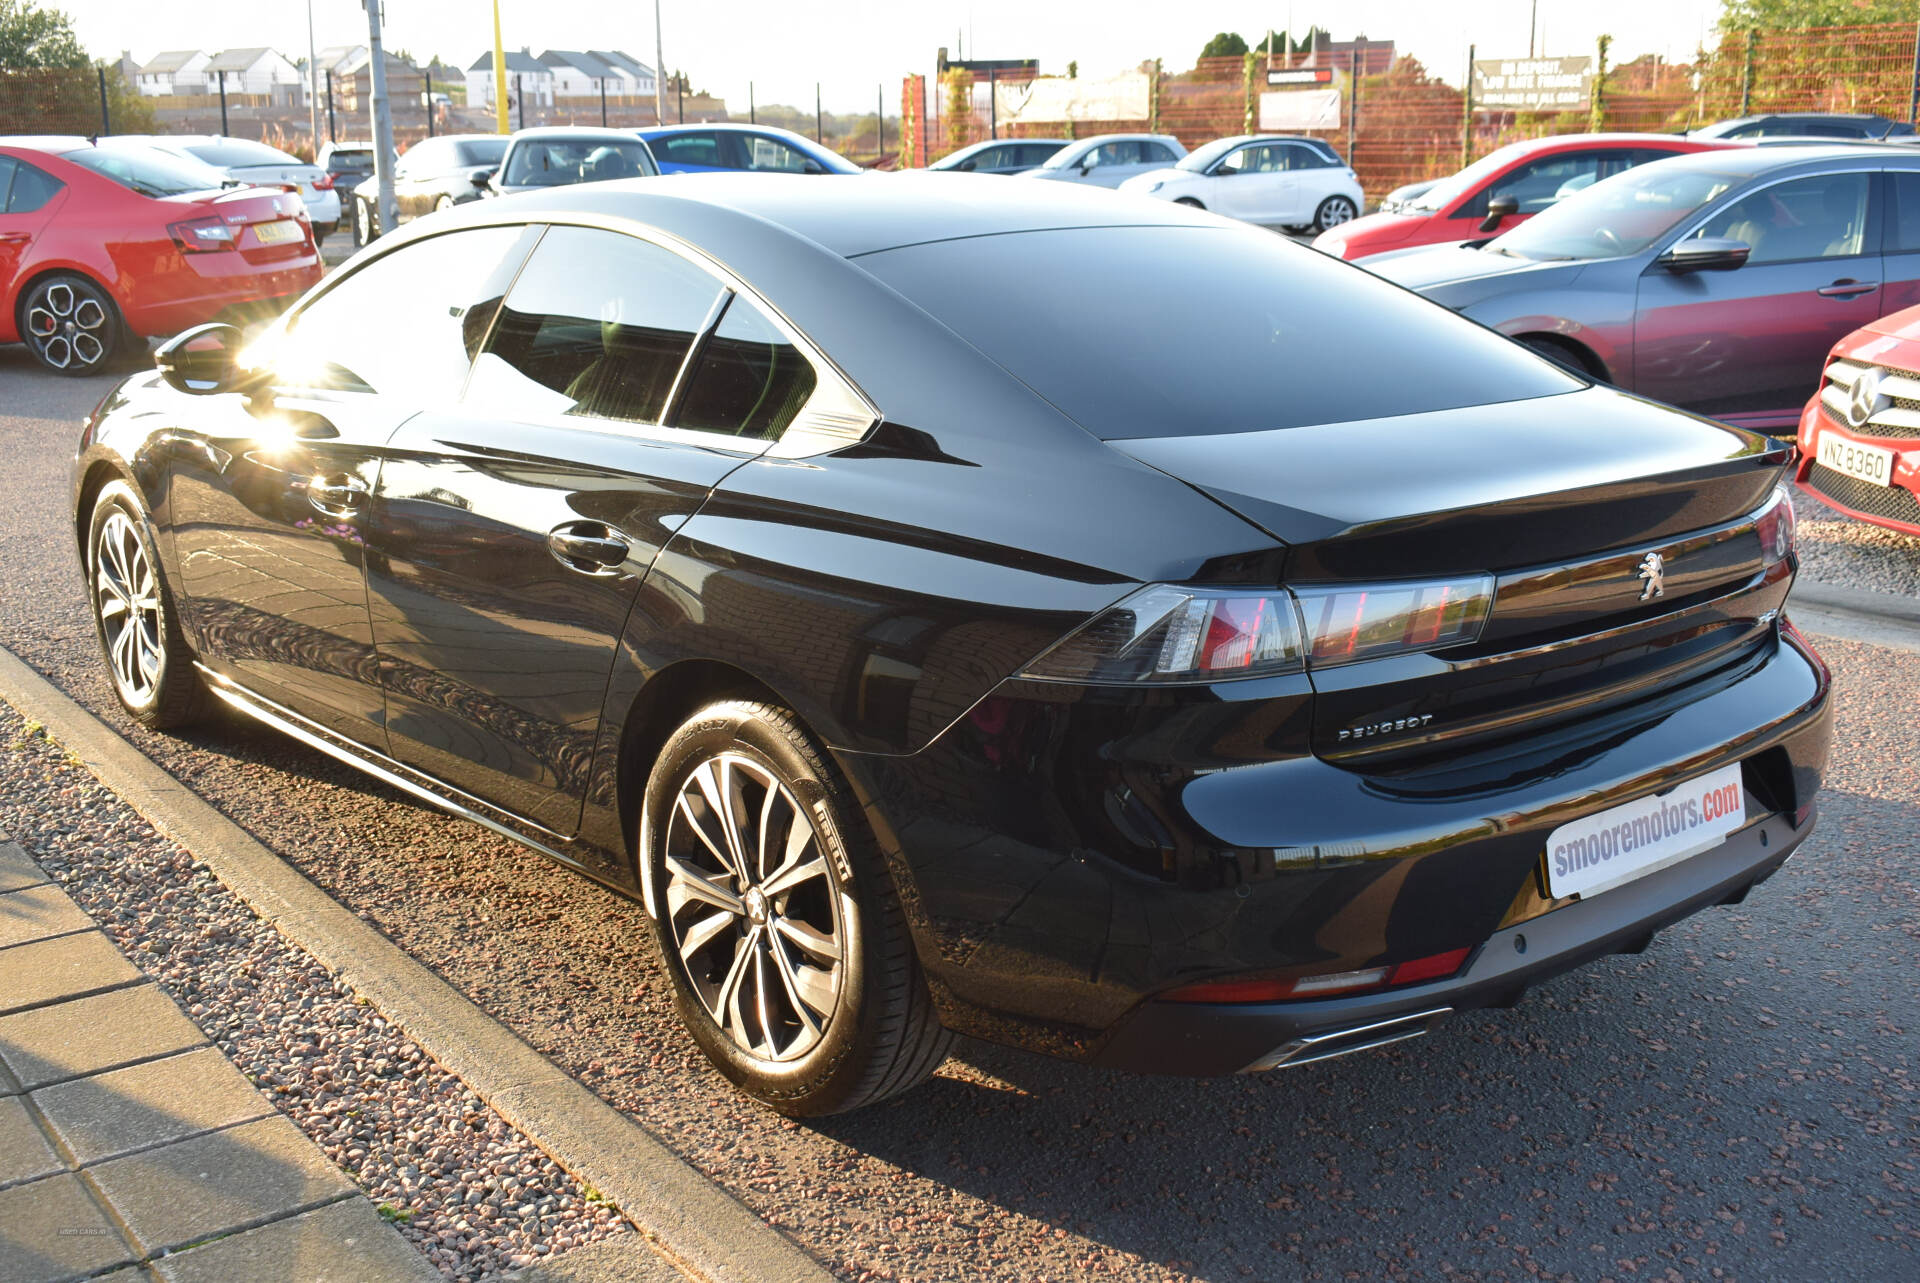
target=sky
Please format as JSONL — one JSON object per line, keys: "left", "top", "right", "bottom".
{"left": 70, "top": 0, "right": 1727, "bottom": 116}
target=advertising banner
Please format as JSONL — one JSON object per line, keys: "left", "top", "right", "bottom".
{"left": 993, "top": 72, "right": 1151, "bottom": 124}
{"left": 1471, "top": 56, "right": 1593, "bottom": 112}
{"left": 1258, "top": 88, "right": 1342, "bottom": 131}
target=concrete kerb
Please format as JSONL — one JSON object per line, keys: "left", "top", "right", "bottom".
{"left": 1788, "top": 579, "right": 1920, "bottom": 654}
{"left": 0, "top": 645, "right": 833, "bottom": 1283}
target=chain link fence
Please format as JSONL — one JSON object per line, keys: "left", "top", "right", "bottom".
{"left": 911, "top": 20, "right": 1920, "bottom": 201}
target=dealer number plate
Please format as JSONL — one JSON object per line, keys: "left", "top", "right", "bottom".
{"left": 1544, "top": 762, "right": 1746, "bottom": 900}
{"left": 252, "top": 220, "right": 303, "bottom": 245}
{"left": 1818, "top": 431, "right": 1894, "bottom": 487}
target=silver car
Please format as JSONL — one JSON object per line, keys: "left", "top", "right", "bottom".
{"left": 488, "top": 127, "right": 660, "bottom": 198}
{"left": 109, "top": 135, "right": 341, "bottom": 242}
{"left": 1364, "top": 145, "right": 1920, "bottom": 436}
{"left": 1017, "top": 133, "right": 1187, "bottom": 188}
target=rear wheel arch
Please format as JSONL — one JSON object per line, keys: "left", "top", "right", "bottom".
{"left": 14, "top": 264, "right": 120, "bottom": 334}
{"left": 1516, "top": 331, "right": 1608, "bottom": 381}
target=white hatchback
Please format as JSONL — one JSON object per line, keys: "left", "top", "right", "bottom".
{"left": 1120, "top": 135, "right": 1363, "bottom": 233}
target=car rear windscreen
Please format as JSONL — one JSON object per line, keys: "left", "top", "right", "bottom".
{"left": 855, "top": 224, "right": 1579, "bottom": 439}
{"left": 185, "top": 140, "right": 299, "bottom": 168}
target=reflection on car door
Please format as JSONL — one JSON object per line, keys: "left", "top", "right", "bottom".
{"left": 1635, "top": 171, "right": 1882, "bottom": 429}
{"left": 1209, "top": 144, "right": 1293, "bottom": 226}
{"left": 168, "top": 225, "right": 533, "bottom": 746}
{"left": 366, "top": 224, "right": 761, "bottom": 840}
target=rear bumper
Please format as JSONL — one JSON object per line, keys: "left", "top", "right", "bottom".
{"left": 123, "top": 256, "right": 322, "bottom": 337}
{"left": 844, "top": 621, "right": 1831, "bottom": 1068}
{"left": 1093, "top": 803, "right": 1808, "bottom": 1075}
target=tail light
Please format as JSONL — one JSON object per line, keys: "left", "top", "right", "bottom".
{"left": 1020, "top": 573, "right": 1495, "bottom": 685}
{"left": 1019, "top": 586, "right": 1304, "bottom": 684}
{"left": 1755, "top": 485, "right": 1796, "bottom": 566}
{"left": 1292, "top": 575, "right": 1493, "bottom": 668}
{"left": 311, "top": 172, "right": 334, "bottom": 191}
{"left": 168, "top": 215, "right": 237, "bottom": 253}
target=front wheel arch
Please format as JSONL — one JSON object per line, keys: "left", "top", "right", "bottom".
{"left": 1516, "top": 331, "right": 1608, "bottom": 381}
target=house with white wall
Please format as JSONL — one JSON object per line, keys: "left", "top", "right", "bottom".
{"left": 135, "top": 50, "right": 208, "bottom": 96}
{"left": 466, "top": 50, "right": 553, "bottom": 111}
{"left": 540, "top": 51, "right": 618, "bottom": 99}
{"left": 590, "top": 50, "right": 657, "bottom": 98}
{"left": 203, "top": 48, "right": 303, "bottom": 97}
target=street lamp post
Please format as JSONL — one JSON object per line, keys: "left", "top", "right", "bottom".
{"left": 364, "top": 0, "right": 397, "bottom": 235}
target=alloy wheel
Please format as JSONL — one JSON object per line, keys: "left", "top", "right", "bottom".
{"left": 25, "top": 279, "right": 111, "bottom": 372}
{"left": 662, "top": 752, "right": 846, "bottom": 1063}
{"left": 95, "top": 510, "right": 163, "bottom": 705}
{"left": 1317, "top": 196, "right": 1358, "bottom": 231}
{"left": 356, "top": 199, "right": 374, "bottom": 244}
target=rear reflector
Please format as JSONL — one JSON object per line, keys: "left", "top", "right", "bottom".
{"left": 1162, "top": 946, "right": 1475, "bottom": 1004}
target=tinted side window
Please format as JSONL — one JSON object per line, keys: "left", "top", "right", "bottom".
{"left": 1890, "top": 173, "right": 1920, "bottom": 253}
{"left": 469, "top": 226, "right": 725, "bottom": 425}
{"left": 0, "top": 156, "right": 14, "bottom": 210}
{"left": 656, "top": 132, "right": 724, "bottom": 167}
{"left": 674, "top": 296, "right": 817, "bottom": 440}
{"left": 7, "top": 160, "right": 62, "bottom": 214}
{"left": 275, "top": 225, "right": 528, "bottom": 398}
{"left": 744, "top": 135, "right": 811, "bottom": 172}
{"left": 1022, "top": 144, "right": 1062, "bottom": 165}
{"left": 1142, "top": 142, "right": 1179, "bottom": 165}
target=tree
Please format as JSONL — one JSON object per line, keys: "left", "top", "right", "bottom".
{"left": 1719, "top": 0, "right": 1920, "bottom": 28}
{"left": 1198, "top": 32, "right": 1249, "bottom": 60}
{"left": 0, "top": 0, "right": 86, "bottom": 69}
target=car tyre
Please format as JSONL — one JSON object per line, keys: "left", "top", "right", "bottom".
{"left": 19, "top": 274, "right": 125, "bottom": 376}
{"left": 1313, "top": 195, "right": 1359, "bottom": 232}
{"left": 86, "top": 481, "right": 209, "bottom": 729}
{"left": 642, "top": 699, "right": 953, "bottom": 1116}
{"left": 1520, "top": 335, "right": 1593, "bottom": 378}
{"left": 434, "top": 194, "right": 454, "bottom": 215}
{"left": 353, "top": 197, "right": 375, "bottom": 246}
{"left": 1174, "top": 197, "right": 1205, "bottom": 208}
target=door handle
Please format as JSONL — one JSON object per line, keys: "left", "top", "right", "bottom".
{"left": 547, "top": 523, "right": 631, "bottom": 575}
{"left": 307, "top": 475, "right": 368, "bottom": 516}
{"left": 1816, "top": 279, "right": 1878, "bottom": 297}
{"left": 0, "top": 232, "right": 30, "bottom": 244}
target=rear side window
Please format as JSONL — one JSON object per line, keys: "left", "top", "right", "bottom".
{"left": 0, "top": 157, "right": 14, "bottom": 209}
{"left": 6, "top": 158, "right": 64, "bottom": 212}
{"left": 858, "top": 224, "right": 1578, "bottom": 440}
{"left": 469, "top": 225, "right": 725, "bottom": 425}
{"left": 675, "top": 296, "right": 817, "bottom": 440}
{"left": 1890, "top": 173, "right": 1920, "bottom": 253}
{"left": 655, "top": 132, "right": 725, "bottom": 167}
{"left": 1142, "top": 142, "right": 1179, "bottom": 164}
{"left": 273, "top": 225, "right": 528, "bottom": 399}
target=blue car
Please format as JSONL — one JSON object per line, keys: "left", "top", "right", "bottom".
{"left": 635, "top": 123, "right": 861, "bottom": 176}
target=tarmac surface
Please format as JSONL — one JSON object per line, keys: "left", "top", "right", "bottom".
{"left": 3, "top": 350, "right": 1917, "bottom": 1280}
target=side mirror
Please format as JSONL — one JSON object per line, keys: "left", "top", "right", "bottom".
{"left": 1077, "top": 157, "right": 1094, "bottom": 174}
{"left": 470, "top": 167, "right": 496, "bottom": 189}
{"left": 802, "top": 160, "right": 825, "bottom": 175}
{"left": 957, "top": 159, "right": 976, "bottom": 172}
{"left": 1658, "top": 237, "right": 1751, "bottom": 273}
{"left": 1478, "top": 195, "right": 1519, "bottom": 234}
{"left": 154, "top": 324, "right": 263, "bottom": 396}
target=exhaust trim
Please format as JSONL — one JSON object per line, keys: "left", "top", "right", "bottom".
{"left": 1242, "top": 1006, "right": 1453, "bottom": 1073}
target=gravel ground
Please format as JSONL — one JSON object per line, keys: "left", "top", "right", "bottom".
{"left": 7, "top": 356, "right": 1920, "bottom": 1280}
{"left": 0, "top": 700, "right": 632, "bottom": 1281}
{"left": 1791, "top": 485, "right": 1920, "bottom": 598}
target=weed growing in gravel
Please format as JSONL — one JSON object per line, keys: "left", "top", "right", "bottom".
{"left": 378, "top": 1203, "right": 416, "bottom": 1223}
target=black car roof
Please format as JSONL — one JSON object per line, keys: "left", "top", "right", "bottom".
{"left": 513, "top": 170, "right": 1214, "bottom": 258}
{"left": 1644, "top": 141, "right": 1920, "bottom": 179}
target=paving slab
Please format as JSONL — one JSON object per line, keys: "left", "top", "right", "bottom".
{"left": 0, "top": 839, "right": 49, "bottom": 893}
{"left": 151, "top": 1194, "right": 442, "bottom": 1283}
{"left": 0, "top": 1095, "right": 62, "bottom": 1190}
{"left": 0, "top": 1171, "right": 136, "bottom": 1282}
{"left": 32, "top": 1046, "right": 274, "bottom": 1166}
{"left": 0, "top": 984, "right": 205, "bottom": 1090}
{"left": 90, "top": 1114, "right": 359, "bottom": 1255}
{"left": 0, "top": 883, "right": 94, "bottom": 949}
{"left": 0, "top": 930, "right": 145, "bottom": 1017}
{"left": 0, "top": 1057, "right": 20, "bottom": 1097}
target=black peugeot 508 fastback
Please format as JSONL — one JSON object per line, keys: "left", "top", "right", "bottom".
{"left": 73, "top": 173, "right": 1831, "bottom": 1115}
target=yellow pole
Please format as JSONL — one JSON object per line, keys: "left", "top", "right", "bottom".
{"left": 492, "top": 0, "right": 509, "bottom": 134}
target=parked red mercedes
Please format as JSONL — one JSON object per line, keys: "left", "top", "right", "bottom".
{"left": 1796, "top": 304, "right": 1920, "bottom": 537}
{"left": 1, "top": 137, "right": 322, "bottom": 376}
{"left": 1314, "top": 133, "right": 1740, "bottom": 261}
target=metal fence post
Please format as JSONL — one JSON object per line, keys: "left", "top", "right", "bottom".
{"left": 677, "top": 77, "right": 684, "bottom": 122}
{"left": 1463, "top": 44, "right": 1475, "bottom": 168}
{"left": 878, "top": 83, "right": 884, "bottom": 163}
{"left": 817, "top": 83, "right": 824, "bottom": 142}
{"left": 1740, "top": 30, "right": 1754, "bottom": 116}
{"left": 749, "top": 81, "right": 755, "bottom": 124}
{"left": 516, "top": 74, "right": 525, "bottom": 129}
{"left": 325, "top": 69, "right": 336, "bottom": 142}
{"left": 1242, "top": 51, "right": 1256, "bottom": 134}
{"left": 97, "top": 65, "right": 110, "bottom": 136}
{"left": 426, "top": 67, "right": 436, "bottom": 137}
{"left": 1347, "top": 49, "right": 1358, "bottom": 165}
{"left": 600, "top": 77, "right": 608, "bottom": 126}
{"left": 988, "top": 70, "right": 997, "bottom": 139}
{"left": 1149, "top": 58, "right": 1160, "bottom": 134}
{"left": 218, "top": 69, "right": 229, "bottom": 135}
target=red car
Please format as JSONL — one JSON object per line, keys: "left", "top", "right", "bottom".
{"left": 0, "top": 137, "right": 323, "bottom": 376}
{"left": 1313, "top": 133, "right": 1742, "bottom": 262}
{"left": 1795, "top": 304, "right": 1920, "bottom": 537}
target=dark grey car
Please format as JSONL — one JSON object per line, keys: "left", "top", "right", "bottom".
{"left": 350, "top": 134, "right": 510, "bottom": 246}
{"left": 1365, "top": 145, "right": 1920, "bottom": 434}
